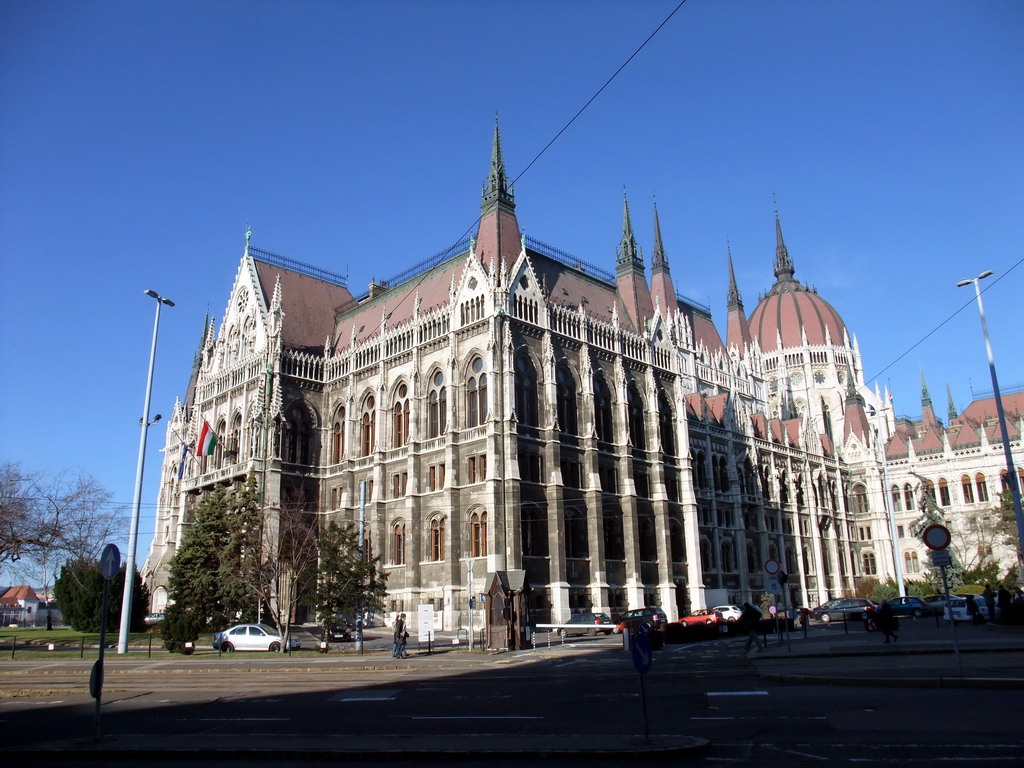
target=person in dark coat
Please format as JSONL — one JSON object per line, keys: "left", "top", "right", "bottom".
{"left": 392, "top": 613, "right": 406, "bottom": 658}
{"left": 983, "top": 584, "right": 996, "bottom": 622}
{"left": 997, "top": 587, "right": 1012, "bottom": 623}
{"left": 396, "top": 613, "right": 410, "bottom": 658}
{"left": 876, "top": 601, "right": 899, "bottom": 644}
{"left": 740, "top": 602, "right": 762, "bottom": 657}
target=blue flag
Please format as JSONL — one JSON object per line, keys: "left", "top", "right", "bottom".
{"left": 178, "top": 443, "right": 188, "bottom": 480}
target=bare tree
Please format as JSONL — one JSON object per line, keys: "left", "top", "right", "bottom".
{"left": 1, "top": 462, "right": 124, "bottom": 575}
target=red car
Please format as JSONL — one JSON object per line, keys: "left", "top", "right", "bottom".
{"left": 679, "top": 608, "right": 723, "bottom": 626}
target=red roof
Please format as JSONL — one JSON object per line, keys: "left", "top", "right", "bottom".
{"left": 2, "top": 585, "right": 39, "bottom": 601}
{"left": 252, "top": 260, "right": 355, "bottom": 352}
{"left": 748, "top": 280, "right": 847, "bottom": 353}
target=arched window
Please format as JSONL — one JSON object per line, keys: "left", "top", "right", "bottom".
{"left": 638, "top": 514, "right": 657, "bottom": 562}
{"left": 694, "top": 452, "right": 707, "bottom": 490}
{"left": 428, "top": 371, "right": 447, "bottom": 438}
{"left": 392, "top": 383, "right": 410, "bottom": 448}
{"left": 603, "top": 509, "right": 625, "bottom": 560}
{"left": 975, "top": 473, "right": 989, "bottom": 503}
{"left": 903, "top": 550, "right": 920, "bottom": 574}
{"left": 862, "top": 551, "right": 877, "bottom": 575}
{"left": 938, "top": 478, "right": 951, "bottom": 507}
{"left": 332, "top": 408, "right": 345, "bottom": 463}
{"left": 961, "top": 475, "right": 975, "bottom": 504}
{"left": 802, "top": 546, "right": 812, "bottom": 573}
{"left": 230, "top": 413, "right": 242, "bottom": 463}
{"left": 890, "top": 485, "right": 902, "bottom": 511}
{"left": 429, "top": 516, "right": 445, "bottom": 561}
{"left": 904, "top": 483, "right": 914, "bottom": 511}
{"left": 720, "top": 539, "right": 735, "bottom": 572}
{"left": 669, "top": 518, "right": 685, "bottom": 563}
{"left": 515, "top": 352, "right": 539, "bottom": 426}
{"left": 391, "top": 521, "right": 406, "bottom": 565}
{"left": 627, "top": 383, "right": 646, "bottom": 449}
{"left": 564, "top": 508, "right": 588, "bottom": 558}
{"left": 746, "top": 541, "right": 758, "bottom": 572}
{"left": 521, "top": 504, "right": 548, "bottom": 557}
{"left": 850, "top": 483, "right": 869, "bottom": 515}
{"left": 761, "top": 464, "right": 771, "bottom": 500}
{"left": 785, "top": 546, "right": 796, "bottom": 574}
{"left": 361, "top": 396, "right": 376, "bottom": 456}
{"left": 594, "top": 375, "right": 613, "bottom": 442}
{"left": 470, "top": 511, "right": 488, "bottom": 557}
{"left": 657, "top": 388, "right": 675, "bottom": 455}
{"left": 779, "top": 469, "right": 790, "bottom": 505}
{"left": 700, "top": 538, "right": 715, "bottom": 571}
{"left": 214, "top": 418, "right": 227, "bottom": 468}
{"left": 556, "top": 366, "right": 578, "bottom": 435}
{"left": 466, "top": 357, "right": 487, "bottom": 428}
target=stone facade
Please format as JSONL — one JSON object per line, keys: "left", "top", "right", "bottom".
{"left": 142, "top": 126, "right": 1022, "bottom": 631}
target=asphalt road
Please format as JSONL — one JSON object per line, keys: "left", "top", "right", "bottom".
{"left": 2, "top": 627, "right": 1023, "bottom": 766}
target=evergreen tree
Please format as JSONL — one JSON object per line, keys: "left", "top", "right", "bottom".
{"left": 53, "top": 560, "right": 149, "bottom": 633}
{"left": 163, "top": 487, "right": 235, "bottom": 644}
{"left": 314, "top": 521, "right": 388, "bottom": 639}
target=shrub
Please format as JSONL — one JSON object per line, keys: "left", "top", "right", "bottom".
{"left": 161, "top": 603, "right": 203, "bottom": 654}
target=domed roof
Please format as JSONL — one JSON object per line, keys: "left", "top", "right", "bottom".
{"left": 747, "top": 214, "right": 848, "bottom": 354}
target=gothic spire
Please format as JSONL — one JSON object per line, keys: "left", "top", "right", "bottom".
{"left": 947, "top": 384, "right": 958, "bottom": 422}
{"left": 921, "top": 369, "right": 932, "bottom": 408}
{"left": 773, "top": 205, "right": 795, "bottom": 282}
{"left": 727, "top": 244, "right": 742, "bottom": 309}
{"left": 651, "top": 202, "right": 668, "bottom": 271}
{"left": 616, "top": 190, "right": 641, "bottom": 271}
{"left": 845, "top": 363, "right": 862, "bottom": 404}
{"left": 481, "top": 116, "right": 514, "bottom": 213}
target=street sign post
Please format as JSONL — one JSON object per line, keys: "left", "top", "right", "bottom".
{"left": 921, "top": 524, "right": 962, "bottom": 676}
{"left": 93, "top": 543, "right": 120, "bottom": 743}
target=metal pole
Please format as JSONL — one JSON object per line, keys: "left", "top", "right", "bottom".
{"left": 356, "top": 480, "right": 366, "bottom": 654}
{"left": 118, "top": 292, "right": 171, "bottom": 654}
{"left": 940, "top": 565, "right": 962, "bottom": 677}
{"left": 965, "top": 275, "right": 1024, "bottom": 579}
{"left": 468, "top": 559, "right": 474, "bottom": 651}
{"left": 876, "top": 417, "right": 906, "bottom": 596}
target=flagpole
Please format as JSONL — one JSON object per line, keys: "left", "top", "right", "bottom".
{"left": 118, "top": 290, "right": 173, "bottom": 654}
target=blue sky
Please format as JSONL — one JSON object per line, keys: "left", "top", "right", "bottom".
{"left": 2, "top": 1, "right": 1022, "bottom": 581}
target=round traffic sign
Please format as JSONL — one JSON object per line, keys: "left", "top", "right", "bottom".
{"left": 99, "top": 543, "right": 121, "bottom": 581}
{"left": 922, "top": 524, "right": 951, "bottom": 551}
{"left": 764, "top": 559, "right": 781, "bottom": 575}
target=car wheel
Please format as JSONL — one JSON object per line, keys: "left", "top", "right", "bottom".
{"left": 269, "top": 641, "right": 282, "bottom": 652}
{"left": 587, "top": 628, "right": 597, "bottom": 637}
{"left": 558, "top": 629, "right": 567, "bottom": 638}
{"left": 820, "top": 613, "right": 832, "bottom": 623}
{"left": 912, "top": 608, "right": 924, "bottom": 619}
{"left": 222, "top": 642, "right": 234, "bottom": 653}
{"left": 705, "top": 619, "right": 714, "bottom": 625}
{"left": 727, "top": 617, "right": 736, "bottom": 623}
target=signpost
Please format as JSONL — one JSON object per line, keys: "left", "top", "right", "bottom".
{"left": 631, "top": 623, "right": 653, "bottom": 742}
{"left": 93, "top": 543, "right": 120, "bottom": 742}
{"left": 922, "top": 524, "right": 962, "bottom": 676}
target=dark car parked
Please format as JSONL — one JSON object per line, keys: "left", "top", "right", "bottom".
{"left": 809, "top": 598, "right": 878, "bottom": 623}
{"left": 887, "top": 596, "right": 938, "bottom": 618}
{"left": 614, "top": 607, "right": 668, "bottom": 633}
{"left": 559, "top": 612, "right": 615, "bottom": 637}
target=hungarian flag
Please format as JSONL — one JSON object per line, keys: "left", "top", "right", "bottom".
{"left": 177, "top": 443, "right": 188, "bottom": 479}
{"left": 197, "top": 421, "right": 218, "bottom": 456}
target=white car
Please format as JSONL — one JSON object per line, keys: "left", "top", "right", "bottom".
{"left": 713, "top": 605, "right": 742, "bottom": 622}
{"left": 213, "top": 623, "right": 300, "bottom": 652}
{"left": 943, "top": 596, "right": 999, "bottom": 623}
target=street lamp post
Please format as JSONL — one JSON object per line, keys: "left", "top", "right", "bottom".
{"left": 117, "top": 290, "right": 174, "bottom": 654}
{"left": 956, "top": 271, "right": 1024, "bottom": 580}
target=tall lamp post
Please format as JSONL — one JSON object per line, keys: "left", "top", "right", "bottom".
{"left": 956, "top": 271, "right": 1024, "bottom": 580}
{"left": 117, "top": 290, "right": 174, "bottom": 654}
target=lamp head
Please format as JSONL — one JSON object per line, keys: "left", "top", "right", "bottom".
{"left": 979, "top": 270, "right": 994, "bottom": 280}
{"left": 956, "top": 279, "right": 972, "bottom": 287}
{"left": 144, "top": 289, "right": 159, "bottom": 299}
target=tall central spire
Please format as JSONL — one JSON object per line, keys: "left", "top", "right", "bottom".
{"left": 727, "top": 245, "right": 742, "bottom": 309}
{"left": 481, "top": 117, "right": 515, "bottom": 214}
{"left": 773, "top": 207, "right": 795, "bottom": 282}
{"left": 651, "top": 203, "right": 668, "bottom": 271}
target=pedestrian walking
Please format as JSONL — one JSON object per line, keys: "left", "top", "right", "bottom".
{"left": 397, "top": 613, "right": 410, "bottom": 658}
{"left": 966, "top": 594, "right": 984, "bottom": 624}
{"left": 740, "top": 602, "right": 762, "bottom": 658}
{"left": 876, "top": 602, "right": 899, "bottom": 644}
{"left": 997, "top": 586, "right": 1011, "bottom": 623}
{"left": 983, "top": 584, "right": 997, "bottom": 622}
{"left": 392, "top": 613, "right": 406, "bottom": 658}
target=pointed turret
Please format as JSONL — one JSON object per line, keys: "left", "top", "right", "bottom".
{"left": 649, "top": 203, "right": 677, "bottom": 316}
{"left": 726, "top": 245, "right": 753, "bottom": 351}
{"left": 773, "top": 207, "right": 795, "bottom": 283}
{"left": 920, "top": 370, "right": 941, "bottom": 430}
{"left": 843, "top": 363, "right": 871, "bottom": 442}
{"left": 947, "top": 384, "right": 959, "bottom": 422}
{"left": 614, "top": 191, "right": 653, "bottom": 329}
{"left": 476, "top": 118, "right": 521, "bottom": 272}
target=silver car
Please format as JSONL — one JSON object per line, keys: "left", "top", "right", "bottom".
{"left": 213, "top": 623, "right": 300, "bottom": 652}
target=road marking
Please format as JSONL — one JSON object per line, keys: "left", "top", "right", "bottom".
{"left": 410, "top": 716, "right": 543, "bottom": 720}
{"left": 181, "top": 718, "right": 290, "bottom": 722}
{"left": 707, "top": 691, "right": 769, "bottom": 696}
{"left": 329, "top": 689, "right": 400, "bottom": 702}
